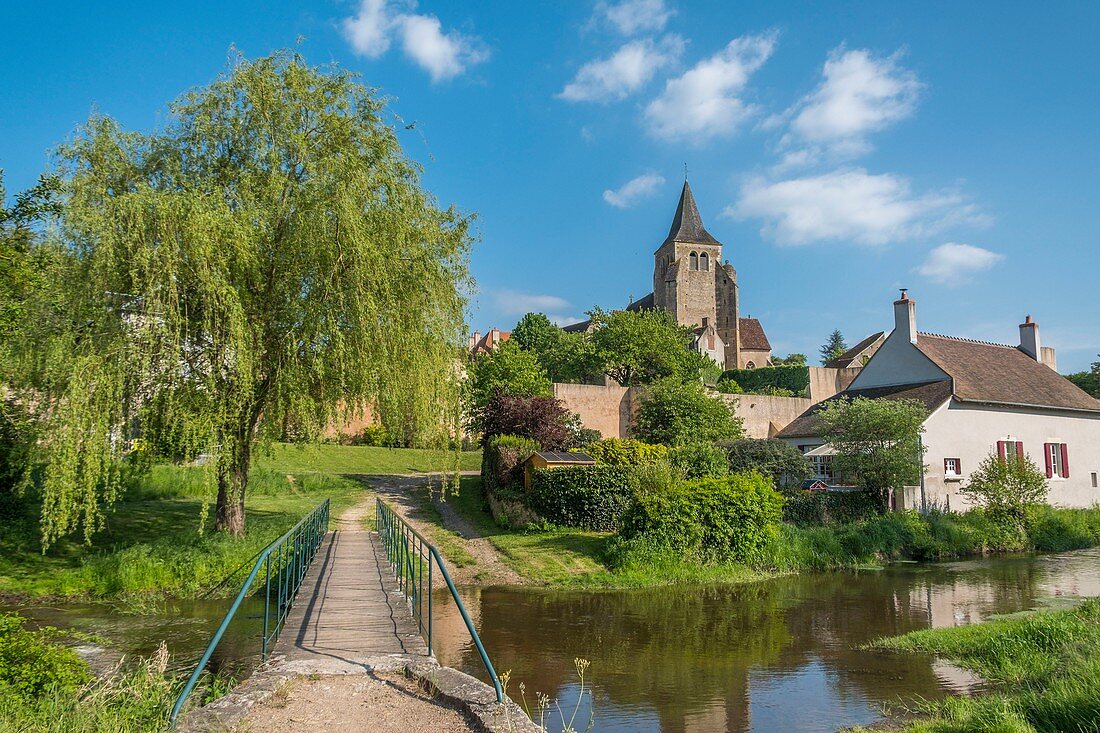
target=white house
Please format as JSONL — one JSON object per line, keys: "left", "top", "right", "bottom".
{"left": 778, "top": 292, "right": 1100, "bottom": 510}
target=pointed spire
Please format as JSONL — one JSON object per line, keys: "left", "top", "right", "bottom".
{"left": 662, "top": 180, "right": 720, "bottom": 247}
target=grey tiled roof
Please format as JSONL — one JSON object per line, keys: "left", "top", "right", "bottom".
{"left": 662, "top": 181, "right": 720, "bottom": 247}
{"left": 777, "top": 380, "right": 954, "bottom": 439}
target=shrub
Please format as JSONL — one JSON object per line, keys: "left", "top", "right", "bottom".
{"left": 633, "top": 377, "right": 743, "bottom": 446}
{"left": 715, "top": 376, "right": 743, "bottom": 394}
{"left": 473, "top": 390, "right": 573, "bottom": 449}
{"left": 782, "top": 490, "right": 881, "bottom": 525}
{"left": 0, "top": 613, "right": 91, "bottom": 701}
{"left": 721, "top": 438, "right": 812, "bottom": 490}
{"left": 720, "top": 365, "right": 809, "bottom": 396}
{"left": 348, "top": 424, "right": 389, "bottom": 447}
{"left": 1026, "top": 505, "right": 1100, "bottom": 552}
{"left": 961, "top": 452, "right": 1049, "bottom": 525}
{"left": 481, "top": 434, "right": 540, "bottom": 496}
{"left": 583, "top": 438, "right": 668, "bottom": 467}
{"left": 620, "top": 472, "right": 784, "bottom": 564}
{"left": 527, "top": 466, "right": 636, "bottom": 531}
{"left": 466, "top": 339, "right": 552, "bottom": 411}
{"left": 667, "top": 443, "right": 728, "bottom": 479}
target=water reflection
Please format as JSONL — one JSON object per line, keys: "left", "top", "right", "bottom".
{"left": 434, "top": 549, "right": 1100, "bottom": 733}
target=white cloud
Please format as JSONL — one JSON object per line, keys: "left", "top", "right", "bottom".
{"left": 603, "top": 171, "right": 666, "bottom": 208}
{"left": 559, "top": 36, "right": 683, "bottom": 103}
{"left": 730, "top": 168, "right": 985, "bottom": 246}
{"left": 644, "top": 31, "right": 777, "bottom": 142}
{"left": 343, "top": 0, "right": 392, "bottom": 58}
{"left": 783, "top": 47, "right": 921, "bottom": 159}
{"left": 596, "top": 0, "right": 673, "bottom": 35}
{"left": 546, "top": 314, "right": 584, "bottom": 327}
{"left": 917, "top": 243, "right": 1003, "bottom": 285}
{"left": 341, "top": 1, "right": 488, "bottom": 82}
{"left": 495, "top": 290, "right": 572, "bottom": 315}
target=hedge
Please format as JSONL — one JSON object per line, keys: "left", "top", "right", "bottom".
{"left": 782, "top": 489, "right": 881, "bottom": 525}
{"left": 620, "top": 471, "right": 784, "bottom": 564}
{"left": 583, "top": 438, "right": 668, "bottom": 467}
{"left": 721, "top": 365, "right": 809, "bottom": 396}
{"left": 667, "top": 443, "right": 729, "bottom": 479}
{"left": 527, "top": 466, "right": 636, "bottom": 531}
{"left": 482, "top": 434, "right": 539, "bottom": 495}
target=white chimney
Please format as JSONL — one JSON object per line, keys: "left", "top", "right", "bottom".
{"left": 1019, "top": 315, "right": 1041, "bottom": 361}
{"left": 893, "top": 289, "right": 917, "bottom": 344}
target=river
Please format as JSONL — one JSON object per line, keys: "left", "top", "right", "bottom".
{"left": 4, "top": 549, "right": 1099, "bottom": 732}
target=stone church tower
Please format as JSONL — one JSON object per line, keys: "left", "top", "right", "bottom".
{"left": 652, "top": 181, "right": 743, "bottom": 369}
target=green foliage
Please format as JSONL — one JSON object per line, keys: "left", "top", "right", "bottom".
{"left": 771, "top": 353, "right": 807, "bottom": 366}
{"left": 511, "top": 313, "right": 559, "bottom": 355}
{"left": 618, "top": 472, "right": 784, "bottom": 565}
{"left": 820, "top": 329, "right": 848, "bottom": 364}
{"left": 633, "top": 377, "right": 743, "bottom": 446}
{"left": 481, "top": 434, "right": 540, "bottom": 496}
{"left": 720, "top": 364, "right": 810, "bottom": 396}
{"left": 1064, "top": 357, "right": 1100, "bottom": 398}
{"left": 781, "top": 490, "right": 882, "bottom": 525}
{"left": 510, "top": 312, "right": 603, "bottom": 384}
{"left": 715, "top": 375, "right": 743, "bottom": 394}
{"left": 20, "top": 51, "right": 471, "bottom": 543}
{"left": 466, "top": 340, "right": 552, "bottom": 411}
{"left": 0, "top": 613, "right": 91, "bottom": 701}
{"left": 961, "top": 452, "right": 1050, "bottom": 527}
{"left": 582, "top": 438, "right": 668, "bottom": 467}
{"left": 587, "top": 307, "right": 708, "bottom": 386}
{"left": 869, "top": 600, "right": 1100, "bottom": 733}
{"left": 667, "top": 443, "right": 729, "bottom": 479}
{"left": 527, "top": 466, "right": 637, "bottom": 531}
{"left": 345, "top": 424, "right": 390, "bottom": 447}
{"left": 721, "top": 438, "right": 812, "bottom": 490}
{"left": 817, "top": 397, "right": 928, "bottom": 510}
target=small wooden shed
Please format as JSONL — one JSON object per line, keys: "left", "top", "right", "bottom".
{"left": 523, "top": 451, "right": 596, "bottom": 489}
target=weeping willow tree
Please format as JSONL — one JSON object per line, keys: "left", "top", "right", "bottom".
{"left": 25, "top": 52, "right": 471, "bottom": 543}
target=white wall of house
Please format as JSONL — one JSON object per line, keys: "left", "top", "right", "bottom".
{"left": 922, "top": 399, "right": 1100, "bottom": 510}
{"left": 849, "top": 296, "right": 949, "bottom": 390}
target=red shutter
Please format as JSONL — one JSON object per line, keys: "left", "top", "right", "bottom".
{"left": 997, "top": 441, "right": 1006, "bottom": 460}
{"left": 1044, "top": 443, "right": 1054, "bottom": 478}
{"left": 957, "top": 459, "right": 962, "bottom": 474}
{"left": 1061, "top": 444, "right": 1070, "bottom": 479}
{"left": 1016, "top": 442, "right": 1025, "bottom": 461}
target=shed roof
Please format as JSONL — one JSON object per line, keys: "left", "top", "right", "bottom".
{"left": 530, "top": 451, "right": 596, "bottom": 464}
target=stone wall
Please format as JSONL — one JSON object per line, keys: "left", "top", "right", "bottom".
{"left": 721, "top": 393, "right": 813, "bottom": 439}
{"left": 553, "top": 382, "right": 635, "bottom": 439}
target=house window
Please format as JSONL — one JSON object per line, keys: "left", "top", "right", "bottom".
{"left": 700, "top": 252, "right": 709, "bottom": 271}
{"left": 1044, "top": 443, "right": 1069, "bottom": 479}
{"left": 811, "top": 456, "right": 834, "bottom": 481}
{"left": 997, "top": 440, "right": 1024, "bottom": 461}
{"left": 1092, "top": 472, "right": 1098, "bottom": 488}
{"left": 689, "top": 252, "right": 699, "bottom": 270}
{"left": 944, "top": 458, "right": 962, "bottom": 478}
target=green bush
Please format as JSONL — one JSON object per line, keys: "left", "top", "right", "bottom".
{"left": 667, "top": 443, "right": 729, "bottom": 479}
{"left": 527, "top": 466, "right": 636, "bottom": 531}
{"left": 583, "top": 438, "right": 668, "bottom": 467}
{"left": 721, "top": 438, "right": 812, "bottom": 490}
{"left": 720, "top": 365, "right": 809, "bottom": 396}
{"left": 0, "top": 613, "right": 91, "bottom": 701}
{"left": 481, "top": 434, "right": 540, "bottom": 496}
{"left": 782, "top": 490, "right": 881, "bottom": 525}
{"left": 633, "top": 377, "right": 742, "bottom": 446}
{"left": 619, "top": 472, "right": 784, "bottom": 564}
{"left": 715, "top": 376, "right": 743, "bottom": 394}
{"left": 348, "top": 424, "right": 389, "bottom": 447}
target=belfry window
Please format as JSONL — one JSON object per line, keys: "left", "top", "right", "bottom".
{"left": 689, "top": 252, "right": 699, "bottom": 270}
{"left": 700, "top": 252, "right": 709, "bottom": 271}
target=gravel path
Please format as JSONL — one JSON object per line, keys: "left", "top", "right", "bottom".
{"left": 365, "top": 473, "right": 525, "bottom": 586}
{"left": 238, "top": 673, "right": 479, "bottom": 733}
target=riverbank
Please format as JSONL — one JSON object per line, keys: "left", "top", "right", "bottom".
{"left": 0, "top": 444, "right": 480, "bottom": 601}
{"left": 861, "top": 598, "right": 1100, "bottom": 732}
{"left": 392, "top": 475, "right": 1100, "bottom": 589}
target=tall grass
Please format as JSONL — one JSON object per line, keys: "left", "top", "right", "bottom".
{"left": 867, "top": 599, "right": 1100, "bottom": 733}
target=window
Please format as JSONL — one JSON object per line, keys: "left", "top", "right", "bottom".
{"left": 689, "top": 252, "right": 699, "bottom": 270}
{"left": 944, "top": 458, "right": 962, "bottom": 478}
{"left": 745, "top": 361, "right": 756, "bottom": 369}
{"left": 700, "top": 252, "right": 709, "bottom": 271}
{"left": 997, "top": 440, "right": 1024, "bottom": 462}
{"left": 812, "top": 456, "right": 835, "bottom": 481}
{"left": 1044, "top": 443, "right": 1069, "bottom": 479}
{"left": 1092, "top": 472, "right": 1098, "bottom": 488}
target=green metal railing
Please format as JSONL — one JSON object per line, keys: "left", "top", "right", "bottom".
{"left": 375, "top": 498, "right": 503, "bottom": 703}
{"left": 169, "top": 499, "right": 331, "bottom": 725}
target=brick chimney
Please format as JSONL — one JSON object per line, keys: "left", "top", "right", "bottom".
{"left": 1019, "top": 315, "right": 1041, "bottom": 361}
{"left": 893, "top": 289, "right": 917, "bottom": 344}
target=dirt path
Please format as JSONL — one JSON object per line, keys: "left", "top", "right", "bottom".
{"left": 362, "top": 473, "right": 525, "bottom": 586}
{"left": 238, "top": 673, "right": 479, "bottom": 733}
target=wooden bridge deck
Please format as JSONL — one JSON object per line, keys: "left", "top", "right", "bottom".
{"left": 274, "top": 527, "right": 428, "bottom": 670}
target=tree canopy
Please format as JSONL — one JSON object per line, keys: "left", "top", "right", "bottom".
{"left": 817, "top": 397, "right": 927, "bottom": 510}
{"left": 1066, "top": 357, "right": 1100, "bottom": 398}
{"left": 820, "top": 330, "right": 848, "bottom": 365}
{"left": 633, "top": 377, "right": 743, "bottom": 446}
{"left": 20, "top": 52, "right": 472, "bottom": 543}
{"left": 589, "top": 307, "right": 709, "bottom": 387}
{"left": 466, "top": 339, "right": 551, "bottom": 412}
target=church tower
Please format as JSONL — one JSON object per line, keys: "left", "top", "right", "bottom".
{"left": 652, "top": 181, "right": 741, "bottom": 369}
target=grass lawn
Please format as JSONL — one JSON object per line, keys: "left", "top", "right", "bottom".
{"left": 862, "top": 599, "right": 1100, "bottom": 732}
{"left": 0, "top": 444, "right": 480, "bottom": 600}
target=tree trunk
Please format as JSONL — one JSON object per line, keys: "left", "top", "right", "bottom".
{"left": 214, "top": 429, "right": 253, "bottom": 536}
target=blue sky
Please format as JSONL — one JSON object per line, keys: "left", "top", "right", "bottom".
{"left": 3, "top": 1, "right": 1098, "bottom": 370}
